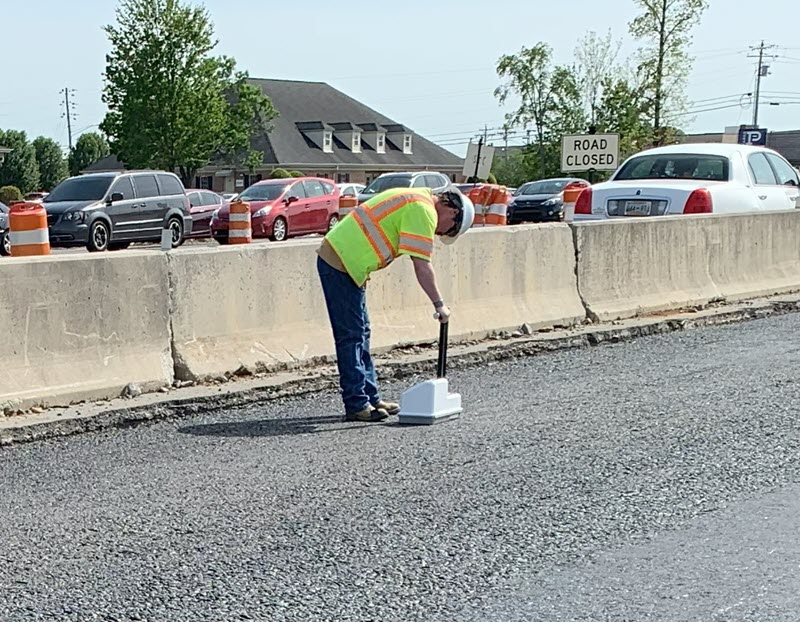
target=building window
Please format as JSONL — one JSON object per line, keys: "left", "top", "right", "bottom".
{"left": 376, "top": 133, "right": 386, "bottom": 154}
{"left": 323, "top": 131, "right": 333, "bottom": 153}
{"left": 403, "top": 134, "right": 413, "bottom": 154}
{"left": 352, "top": 132, "right": 362, "bottom": 153}
{"left": 243, "top": 173, "right": 262, "bottom": 188}
{"left": 194, "top": 175, "right": 213, "bottom": 190}
{"left": 337, "top": 173, "right": 350, "bottom": 183}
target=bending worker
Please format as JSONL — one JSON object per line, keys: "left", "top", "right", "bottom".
{"left": 316, "top": 186, "right": 475, "bottom": 422}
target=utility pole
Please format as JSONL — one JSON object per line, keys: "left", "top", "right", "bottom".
{"left": 503, "top": 124, "right": 509, "bottom": 162}
{"left": 749, "top": 41, "right": 778, "bottom": 127}
{"left": 60, "top": 87, "right": 77, "bottom": 150}
{"left": 471, "top": 125, "right": 489, "bottom": 183}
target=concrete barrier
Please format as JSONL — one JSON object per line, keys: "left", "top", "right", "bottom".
{"left": 573, "top": 211, "right": 800, "bottom": 321}
{"left": 168, "top": 225, "right": 586, "bottom": 380}
{"left": 0, "top": 252, "right": 173, "bottom": 409}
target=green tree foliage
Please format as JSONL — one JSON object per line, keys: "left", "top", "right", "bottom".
{"left": 0, "top": 185, "right": 23, "bottom": 205}
{"left": 100, "top": 0, "right": 277, "bottom": 186}
{"left": 269, "top": 168, "right": 292, "bottom": 179}
{"left": 0, "top": 130, "right": 40, "bottom": 194}
{"left": 629, "top": 0, "right": 708, "bottom": 145}
{"left": 68, "top": 132, "right": 110, "bottom": 176}
{"left": 289, "top": 170, "right": 304, "bottom": 178}
{"left": 495, "top": 44, "right": 586, "bottom": 178}
{"left": 32, "top": 137, "right": 68, "bottom": 191}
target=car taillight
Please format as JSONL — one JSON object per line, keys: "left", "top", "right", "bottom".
{"left": 575, "top": 188, "right": 592, "bottom": 214}
{"left": 683, "top": 189, "right": 713, "bottom": 214}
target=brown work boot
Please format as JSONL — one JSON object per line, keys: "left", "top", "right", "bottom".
{"left": 344, "top": 405, "right": 389, "bottom": 423}
{"left": 373, "top": 400, "right": 400, "bottom": 416}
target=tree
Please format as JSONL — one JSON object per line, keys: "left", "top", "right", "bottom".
{"left": 289, "top": 170, "right": 304, "bottom": 178}
{"left": 33, "top": 137, "right": 68, "bottom": 190}
{"left": 574, "top": 30, "right": 622, "bottom": 126}
{"left": 629, "top": 0, "right": 708, "bottom": 146}
{"left": 595, "top": 76, "right": 654, "bottom": 161}
{"left": 100, "top": 0, "right": 277, "bottom": 186}
{"left": 495, "top": 44, "right": 585, "bottom": 178}
{"left": 68, "top": 132, "right": 110, "bottom": 176}
{"left": 269, "top": 168, "right": 292, "bottom": 179}
{"left": 0, "top": 185, "right": 23, "bottom": 205}
{"left": 0, "top": 130, "right": 40, "bottom": 194}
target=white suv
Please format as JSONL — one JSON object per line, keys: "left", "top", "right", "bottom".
{"left": 358, "top": 171, "right": 452, "bottom": 203}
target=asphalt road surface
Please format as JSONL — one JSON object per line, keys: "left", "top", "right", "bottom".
{"left": 2, "top": 313, "right": 800, "bottom": 621}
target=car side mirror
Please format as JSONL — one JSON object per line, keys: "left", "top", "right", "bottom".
{"left": 108, "top": 192, "right": 124, "bottom": 204}
{"left": 285, "top": 195, "right": 298, "bottom": 204}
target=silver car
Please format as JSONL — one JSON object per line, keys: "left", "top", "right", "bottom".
{"left": 358, "top": 171, "right": 451, "bottom": 204}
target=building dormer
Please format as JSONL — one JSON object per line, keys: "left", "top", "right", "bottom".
{"left": 331, "top": 122, "right": 362, "bottom": 154}
{"left": 358, "top": 123, "right": 387, "bottom": 155}
{"left": 384, "top": 124, "right": 413, "bottom": 155}
{"left": 296, "top": 121, "right": 334, "bottom": 154}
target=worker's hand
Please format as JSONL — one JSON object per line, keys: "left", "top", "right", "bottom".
{"left": 434, "top": 304, "right": 451, "bottom": 323}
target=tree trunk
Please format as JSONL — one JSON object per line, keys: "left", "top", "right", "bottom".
{"left": 653, "top": 0, "right": 668, "bottom": 146}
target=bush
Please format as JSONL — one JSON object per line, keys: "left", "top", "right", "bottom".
{"left": 289, "top": 170, "right": 304, "bottom": 178}
{"left": 0, "top": 185, "right": 23, "bottom": 205}
{"left": 487, "top": 172, "right": 498, "bottom": 184}
{"left": 269, "top": 168, "right": 292, "bottom": 179}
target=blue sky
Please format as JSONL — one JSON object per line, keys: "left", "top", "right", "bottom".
{"left": 2, "top": 0, "right": 799, "bottom": 157}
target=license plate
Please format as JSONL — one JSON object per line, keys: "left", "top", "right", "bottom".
{"left": 624, "top": 200, "right": 651, "bottom": 216}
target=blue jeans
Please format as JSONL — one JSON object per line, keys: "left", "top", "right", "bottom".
{"left": 317, "top": 256, "right": 381, "bottom": 414}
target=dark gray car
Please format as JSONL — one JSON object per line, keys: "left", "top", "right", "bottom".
{"left": 507, "top": 177, "right": 589, "bottom": 223}
{"left": 44, "top": 171, "right": 192, "bottom": 252}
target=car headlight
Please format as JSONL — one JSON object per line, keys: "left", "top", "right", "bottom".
{"left": 211, "top": 209, "right": 220, "bottom": 220}
{"left": 63, "top": 211, "right": 86, "bottom": 222}
{"left": 253, "top": 207, "right": 271, "bottom": 218}
{"left": 543, "top": 197, "right": 562, "bottom": 207}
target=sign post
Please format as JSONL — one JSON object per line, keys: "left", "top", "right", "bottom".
{"left": 561, "top": 133, "right": 620, "bottom": 176}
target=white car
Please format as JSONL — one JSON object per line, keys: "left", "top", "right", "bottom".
{"left": 574, "top": 143, "right": 800, "bottom": 220}
{"left": 337, "top": 182, "right": 365, "bottom": 198}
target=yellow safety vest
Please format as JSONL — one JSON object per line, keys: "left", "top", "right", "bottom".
{"left": 326, "top": 188, "right": 438, "bottom": 287}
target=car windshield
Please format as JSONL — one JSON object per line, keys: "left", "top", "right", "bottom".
{"left": 362, "top": 175, "right": 412, "bottom": 195}
{"left": 238, "top": 184, "right": 287, "bottom": 201}
{"left": 615, "top": 154, "right": 730, "bottom": 181}
{"left": 45, "top": 176, "right": 114, "bottom": 202}
{"left": 517, "top": 180, "right": 571, "bottom": 195}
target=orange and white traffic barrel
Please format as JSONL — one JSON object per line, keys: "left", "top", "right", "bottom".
{"left": 562, "top": 181, "right": 588, "bottom": 222}
{"left": 464, "top": 185, "right": 491, "bottom": 227}
{"left": 9, "top": 202, "right": 50, "bottom": 257}
{"left": 338, "top": 195, "right": 358, "bottom": 218}
{"left": 228, "top": 199, "right": 252, "bottom": 244}
{"left": 484, "top": 185, "right": 509, "bottom": 226}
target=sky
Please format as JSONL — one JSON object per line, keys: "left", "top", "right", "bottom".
{"left": 2, "top": 0, "right": 799, "bottom": 158}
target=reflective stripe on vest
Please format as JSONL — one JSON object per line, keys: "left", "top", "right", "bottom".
{"left": 350, "top": 192, "right": 428, "bottom": 267}
{"left": 351, "top": 206, "right": 394, "bottom": 267}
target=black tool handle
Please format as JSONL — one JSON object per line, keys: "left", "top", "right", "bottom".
{"left": 436, "top": 320, "right": 449, "bottom": 378}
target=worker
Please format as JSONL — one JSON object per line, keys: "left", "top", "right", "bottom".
{"left": 316, "top": 186, "right": 475, "bottom": 422}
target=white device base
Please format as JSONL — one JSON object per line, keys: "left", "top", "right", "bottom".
{"left": 397, "top": 378, "right": 462, "bottom": 425}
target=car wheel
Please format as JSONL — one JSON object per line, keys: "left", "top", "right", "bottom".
{"left": 271, "top": 217, "right": 287, "bottom": 241}
{"left": 168, "top": 217, "right": 184, "bottom": 248}
{"left": 0, "top": 231, "right": 10, "bottom": 256}
{"left": 109, "top": 242, "right": 130, "bottom": 251}
{"left": 214, "top": 235, "right": 229, "bottom": 246}
{"left": 87, "top": 220, "right": 110, "bottom": 252}
{"left": 327, "top": 214, "right": 339, "bottom": 231}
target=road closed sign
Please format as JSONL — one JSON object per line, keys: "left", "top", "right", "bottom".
{"left": 561, "top": 133, "right": 620, "bottom": 172}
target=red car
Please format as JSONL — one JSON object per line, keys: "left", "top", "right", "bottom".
{"left": 186, "top": 189, "right": 228, "bottom": 239}
{"left": 211, "top": 177, "right": 340, "bottom": 243}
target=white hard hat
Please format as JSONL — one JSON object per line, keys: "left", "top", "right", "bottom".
{"left": 439, "top": 189, "right": 475, "bottom": 245}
